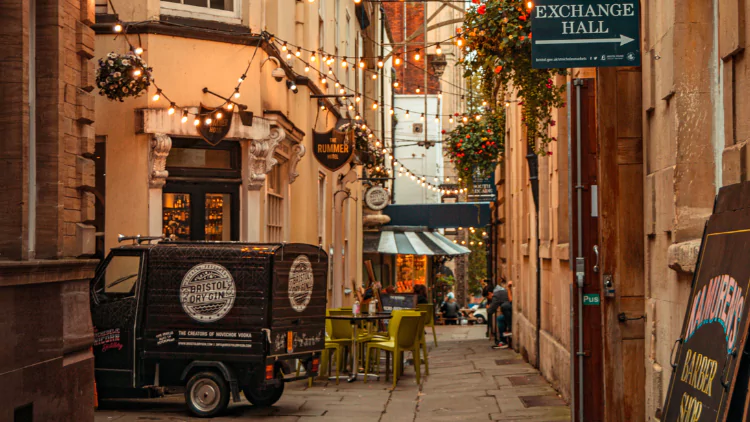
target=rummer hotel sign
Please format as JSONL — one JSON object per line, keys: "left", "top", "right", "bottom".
{"left": 313, "top": 129, "right": 354, "bottom": 171}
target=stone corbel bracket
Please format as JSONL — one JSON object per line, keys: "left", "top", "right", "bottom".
{"left": 247, "top": 126, "right": 286, "bottom": 190}
{"left": 667, "top": 238, "right": 702, "bottom": 274}
{"left": 289, "top": 144, "right": 306, "bottom": 184}
{"left": 149, "top": 133, "right": 172, "bottom": 188}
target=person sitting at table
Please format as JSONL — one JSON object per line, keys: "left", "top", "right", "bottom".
{"left": 440, "top": 296, "right": 461, "bottom": 325}
{"left": 414, "top": 284, "right": 428, "bottom": 304}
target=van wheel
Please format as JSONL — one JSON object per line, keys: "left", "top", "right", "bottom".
{"left": 243, "top": 376, "right": 284, "bottom": 407}
{"left": 475, "top": 315, "right": 486, "bottom": 324}
{"left": 185, "top": 371, "right": 230, "bottom": 418}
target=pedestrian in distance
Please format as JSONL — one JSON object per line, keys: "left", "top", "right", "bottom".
{"left": 440, "top": 296, "right": 461, "bottom": 325}
{"left": 414, "top": 284, "right": 429, "bottom": 305}
{"left": 488, "top": 278, "right": 511, "bottom": 349}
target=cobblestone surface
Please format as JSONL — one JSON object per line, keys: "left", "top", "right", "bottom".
{"left": 95, "top": 326, "right": 570, "bottom": 421}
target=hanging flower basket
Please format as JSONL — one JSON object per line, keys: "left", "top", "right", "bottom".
{"left": 445, "top": 111, "right": 505, "bottom": 183}
{"left": 96, "top": 52, "right": 153, "bottom": 102}
{"left": 338, "top": 122, "right": 387, "bottom": 179}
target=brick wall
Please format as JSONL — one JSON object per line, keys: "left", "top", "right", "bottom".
{"left": 383, "top": 3, "right": 441, "bottom": 95}
{"left": 0, "top": 0, "right": 96, "bottom": 260}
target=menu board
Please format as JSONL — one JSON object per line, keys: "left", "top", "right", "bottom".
{"left": 662, "top": 182, "right": 750, "bottom": 421}
{"left": 380, "top": 294, "right": 417, "bottom": 314}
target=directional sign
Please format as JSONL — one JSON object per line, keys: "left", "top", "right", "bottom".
{"left": 531, "top": 0, "right": 641, "bottom": 69}
{"left": 582, "top": 293, "right": 600, "bottom": 306}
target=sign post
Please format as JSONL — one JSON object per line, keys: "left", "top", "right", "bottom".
{"left": 531, "top": 0, "right": 641, "bottom": 69}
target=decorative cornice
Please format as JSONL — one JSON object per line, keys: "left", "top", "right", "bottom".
{"left": 137, "top": 108, "right": 272, "bottom": 141}
{"left": 149, "top": 133, "right": 172, "bottom": 188}
{"left": 289, "top": 144, "right": 306, "bottom": 185}
{"left": 263, "top": 110, "right": 306, "bottom": 143}
{"left": 247, "top": 126, "right": 286, "bottom": 190}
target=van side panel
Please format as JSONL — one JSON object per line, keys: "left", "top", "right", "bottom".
{"left": 268, "top": 244, "right": 327, "bottom": 356}
{"left": 141, "top": 244, "right": 277, "bottom": 361}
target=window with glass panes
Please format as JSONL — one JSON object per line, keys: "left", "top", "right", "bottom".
{"left": 267, "top": 159, "right": 285, "bottom": 243}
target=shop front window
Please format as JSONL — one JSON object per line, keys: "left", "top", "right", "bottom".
{"left": 205, "top": 193, "right": 231, "bottom": 241}
{"left": 163, "top": 193, "right": 192, "bottom": 240}
{"left": 395, "top": 255, "right": 427, "bottom": 293}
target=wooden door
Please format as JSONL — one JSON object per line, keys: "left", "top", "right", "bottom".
{"left": 572, "top": 78, "right": 605, "bottom": 422}
{"left": 597, "top": 67, "right": 645, "bottom": 422}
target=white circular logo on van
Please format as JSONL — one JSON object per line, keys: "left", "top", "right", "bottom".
{"left": 289, "top": 255, "right": 314, "bottom": 312}
{"left": 180, "top": 263, "right": 236, "bottom": 323}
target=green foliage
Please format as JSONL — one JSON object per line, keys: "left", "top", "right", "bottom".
{"left": 461, "top": 0, "right": 567, "bottom": 152}
{"left": 338, "top": 122, "right": 387, "bottom": 181}
{"left": 444, "top": 110, "right": 505, "bottom": 183}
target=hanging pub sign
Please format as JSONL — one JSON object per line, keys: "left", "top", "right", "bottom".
{"left": 531, "top": 0, "right": 641, "bottom": 69}
{"left": 364, "top": 186, "right": 390, "bottom": 211}
{"left": 313, "top": 129, "right": 354, "bottom": 172}
{"left": 662, "top": 181, "right": 750, "bottom": 421}
{"left": 468, "top": 171, "right": 497, "bottom": 202}
{"left": 197, "top": 105, "right": 232, "bottom": 146}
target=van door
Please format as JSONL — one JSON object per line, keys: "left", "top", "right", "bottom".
{"left": 90, "top": 249, "right": 145, "bottom": 389}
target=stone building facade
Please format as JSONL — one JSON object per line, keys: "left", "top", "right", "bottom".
{"left": 0, "top": 0, "right": 99, "bottom": 419}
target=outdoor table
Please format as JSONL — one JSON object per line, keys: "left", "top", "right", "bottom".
{"left": 325, "top": 314, "right": 392, "bottom": 382}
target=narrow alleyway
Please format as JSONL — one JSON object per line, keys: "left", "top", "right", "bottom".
{"left": 96, "top": 326, "right": 569, "bottom": 421}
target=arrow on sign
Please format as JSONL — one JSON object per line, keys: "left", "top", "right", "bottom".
{"left": 535, "top": 34, "right": 635, "bottom": 46}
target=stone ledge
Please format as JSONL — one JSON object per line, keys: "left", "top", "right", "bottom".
{"left": 0, "top": 259, "right": 99, "bottom": 287}
{"left": 540, "top": 241, "right": 552, "bottom": 260}
{"left": 556, "top": 243, "right": 570, "bottom": 261}
{"left": 667, "top": 239, "right": 701, "bottom": 274}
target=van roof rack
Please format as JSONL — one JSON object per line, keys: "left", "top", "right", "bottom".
{"left": 117, "top": 234, "right": 167, "bottom": 245}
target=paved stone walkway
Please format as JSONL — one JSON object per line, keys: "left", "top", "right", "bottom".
{"left": 96, "top": 326, "right": 569, "bottom": 421}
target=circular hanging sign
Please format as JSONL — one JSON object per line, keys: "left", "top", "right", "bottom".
{"left": 365, "top": 186, "right": 390, "bottom": 211}
{"left": 180, "top": 263, "right": 236, "bottom": 323}
{"left": 288, "top": 255, "right": 314, "bottom": 312}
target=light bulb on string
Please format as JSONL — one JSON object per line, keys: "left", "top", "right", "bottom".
{"left": 339, "top": 88, "right": 345, "bottom": 94}
{"left": 310, "top": 53, "right": 317, "bottom": 62}
{"left": 414, "top": 49, "right": 421, "bottom": 61}
{"left": 377, "top": 57, "right": 384, "bottom": 68}
{"left": 462, "top": 116, "right": 468, "bottom": 123}
{"left": 234, "top": 89, "right": 241, "bottom": 99}
{"left": 321, "top": 76, "right": 327, "bottom": 84}
{"left": 438, "top": 91, "right": 442, "bottom": 99}
{"left": 226, "top": 103, "right": 234, "bottom": 110}
{"left": 475, "top": 114, "right": 481, "bottom": 120}
{"left": 362, "top": 124, "right": 367, "bottom": 130}
{"left": 304, "top": 65, "right": 310, "bottom": 72}
{"left": 372, "top": 101, "right": 378, "bottom": 110}
{"left": 295, "top": 49, "right": 301, "bottom": 57}
{"left": 239, "top": 74, "right": 246, "bottom": 83}
{"left": 134, "top": 46, "right": 144, "bottom": 55}
{"left": 341, "top": 57, "right": 348, "bottom": 67}
{"left": 372, "top": 73, "right": 378, "bottom": 80}
{"left": 328, "top": 68, "right": 333, "bottom": 75}
{"left": 355, "top": 95, "right": 361, "bottom": 103}
{"left": 393, "top": 80, "right": 400, "bottom": 88}
{"left": 434, "top": 115, "right": 439, "bottom": 123}
{"left": 114, "top": 23, "right": 123, "bottom": 32}
{"left": 389, "top": 107, "right": 394, "bottom": 115}
{"left": 482, "top": 100, "right": 488, "bottom": 106}
{"left": 348, "top": 104, "right": 354, "bottom": 110}
{"left": 405, "top": 110, "right": 410, "bottom": 119}
{"left": 168, "top": 103, "right": 176, "bottom": 115}
{"left": 420, "top": 113, "right": 425, "bottom": 122}
{"left": 415, "top": 87, "right": 421, "bottom": 94}
{"left": 449, "top": 117, "right": 454, "bottom": 123}
{"left": 286, "top": 52, "right": 292, "bottom": 60}
{"left": 216, "top": 111, "right": 223, "bottom": 119}
{"left": 132, "top": 68, "right": 142, "bottom": 77}
{"left": 382, "top": 148, "right": 388, "bottom": 154}
{"left": 394, "top": 56, "right": 401, "bottom": 66}
{"left": 281, "top": 42, "right": 288, "bottom": 52}
{"left": 205, "top": 117, "right": 212, "bottom": 125}
{"left": 375, "top": 141, "right": 381, "bottom": 147}
{"left": 355, "top": 113, "right": 361, "bottom": 120}
{"left": 359, "top": 60, "right": 365, "bottom": 69}
{"left": 152, "top": 89, "right": 161, "bottom": 102}
{"left": 181, "top": 110, "right": 188, "bottom": 123}
{"left": 334, "top": 82, "right": 340, "bottom": 88}
{"left": 527, "top": 1, "right": 533, "bottom": 8}
{"left": 456, "top": 38, "right": 463, "bottom": 47}
{"left": 193, "top": 117, "right": 200, "bottom": 126}
{"left": 436, "top": 44, "right": 442, "bottom": 55}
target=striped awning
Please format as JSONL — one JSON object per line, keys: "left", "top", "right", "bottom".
{"left": 363, "top": 228, "right": 471, "bottom": 256}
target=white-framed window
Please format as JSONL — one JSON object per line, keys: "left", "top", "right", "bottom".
{"left": 161, "top": 0, "right": 241, "bottom": 23}
{"left": 266, "top": 158, "right": 286, "bottom": 243}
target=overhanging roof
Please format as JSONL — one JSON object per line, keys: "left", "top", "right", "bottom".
{"left": 364, "top": 227, "right": 470, "bottom": 256}
{"left": 383, "top": 202, "right": 491, "bottom": 229}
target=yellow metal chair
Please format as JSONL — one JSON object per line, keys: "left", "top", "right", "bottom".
{"left": 418, "top": 304, "right": 438, "bottom": 347}
{"left": 364, "top": 312, "right": 422, "bottom": 388}
{"left": 417, "top": 310, "right": 430, "bottom": 376}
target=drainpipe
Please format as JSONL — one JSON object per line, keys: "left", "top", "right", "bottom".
{"left": 525, "top": 143, "right": 541, "bottom": 368}
{"left": 573, "top": 78, "right": 585, "bottom": 422}
{"left": 333, "top": 169, "right": 358, "bottom": 307}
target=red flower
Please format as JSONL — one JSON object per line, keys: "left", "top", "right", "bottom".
{"left": 494, "top": 65, "right": 503, "bottom": 74}
{"left": 550, "top": 120, "right": 556, "bottom": 126}
{"left": 519, "top": 14, "right": 527, "bottom": 21}
{"left": 454, "top": 112, "right": 460, "bottom": 116}
{"left": 518, "top": 101, "right": 524, "bottom": 106}
{"left": 547, "top": 151, "right": 553, "bottom": 156}
{"left": 478, "top": 4, "right": 486, "bottom": 14}
{"left": 441, "top": 129, "right": 446, "bottom": 134}
{"left": 466, "top": 134, "right": 470, "bottom": 139}
{"left": 472, "top": 0, "right": 480, "bottom": 3}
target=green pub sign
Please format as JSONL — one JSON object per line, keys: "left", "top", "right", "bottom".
{"left": 583, "top": 293, "right": 601, "bottom": 306}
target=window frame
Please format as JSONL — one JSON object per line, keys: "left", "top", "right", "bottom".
{"left": 160, "top": 0, "right": 241, "bottom": 24}
{"left": 92, "top": 249, "right": 146, "bottom": 304}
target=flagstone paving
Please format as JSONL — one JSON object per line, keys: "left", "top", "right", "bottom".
{"left": 95, "top": 326, "right": 570, "bottom": 421}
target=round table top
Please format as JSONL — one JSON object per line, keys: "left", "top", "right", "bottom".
{"left": 325, "top": 314, "right": 393, "bottom": 321}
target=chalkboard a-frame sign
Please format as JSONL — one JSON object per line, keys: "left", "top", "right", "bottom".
{"left": 662, "top": 181, "right": 750, "bottom": 421}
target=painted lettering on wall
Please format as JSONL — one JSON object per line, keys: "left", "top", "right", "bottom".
{"left": 685, "top": 274, "right": 745, "bottom": 352}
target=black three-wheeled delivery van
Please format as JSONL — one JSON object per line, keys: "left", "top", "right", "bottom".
{"left": 90, "top": 240, "right": 327, "bottom": 417}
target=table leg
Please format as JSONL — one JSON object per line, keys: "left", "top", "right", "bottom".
{"left": 347, "top": 322, "right": 358, "bottom": 383}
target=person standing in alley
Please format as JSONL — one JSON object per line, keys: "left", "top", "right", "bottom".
{"left": 441, "top": 295, "right": 461, "bottom": 325}
{"left": 488, "top": 278, "right": 510, "bottom": 349}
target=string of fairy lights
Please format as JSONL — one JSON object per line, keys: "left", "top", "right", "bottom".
{"left": 107, "top": 18, "right": 484, "bottom": 196}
